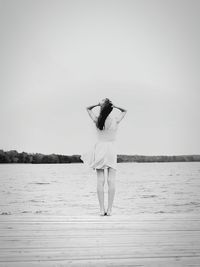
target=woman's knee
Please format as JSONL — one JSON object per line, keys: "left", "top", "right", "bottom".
{"left": 97, "top": 179, "right": 105, "bottom": 188}
{"left": 107, "top": 168, "right": 116, "bottom": 187}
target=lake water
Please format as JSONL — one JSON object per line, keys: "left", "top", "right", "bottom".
{"left": 0, "top": 162, "right": 200, "bottom": 216}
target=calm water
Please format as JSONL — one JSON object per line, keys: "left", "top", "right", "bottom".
{"left": 0, "top": 162, "right": 200, "bottom": 216}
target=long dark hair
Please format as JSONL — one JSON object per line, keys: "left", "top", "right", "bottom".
{"left": 96, "top": 98, "right": 113, "bottom": 130}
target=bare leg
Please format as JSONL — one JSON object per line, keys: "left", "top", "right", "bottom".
{"left": 96, "top": 169, "right": 106, "bottom": 215}
{"left": 107, "top": 167, "right": 116, "bottom": 215}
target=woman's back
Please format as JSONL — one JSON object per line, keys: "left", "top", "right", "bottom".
{"left": 96, "top": 115, "right": 118, "bottom": 142}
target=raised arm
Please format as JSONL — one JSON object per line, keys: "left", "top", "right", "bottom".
{"left": 113, "top": 104, "right": 127, "bottom": 124}
{"left": 86, "top": 103, "right": 100, "bottom": 123}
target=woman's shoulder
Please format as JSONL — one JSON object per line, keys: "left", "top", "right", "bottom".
{"left": 107, "top": 115, "right": 118, "bottom": 124}
{"left": 109, "top": 116, "right": 119, "bottom": 129}
{"left": 110, "top": 115, "right": 118, "bottom": 123}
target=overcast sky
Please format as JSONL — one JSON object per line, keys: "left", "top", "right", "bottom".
{"left": 0, "top": 0, "right": 200, "bottom": 156}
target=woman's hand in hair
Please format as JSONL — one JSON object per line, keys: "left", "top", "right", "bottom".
{"left": 109, "top": 100, "right": 114, "bottom": 108}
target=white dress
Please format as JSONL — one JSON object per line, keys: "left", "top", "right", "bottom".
{"left": 81, "top": 115, "right": 118, "bottom": 170}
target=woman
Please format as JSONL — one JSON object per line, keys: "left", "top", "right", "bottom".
{"left": 81, "top": 98, "right": 127, "bottom": 216}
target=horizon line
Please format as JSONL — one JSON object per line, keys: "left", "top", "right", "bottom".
{"left": 1, "top": 149, "right": 200, "bottom": 157}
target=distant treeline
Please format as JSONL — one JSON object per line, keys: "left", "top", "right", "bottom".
{"left": 0, "top": 149, "right": 200, "bottom": 164}
{"left": 0, "top": 150, "right": 81, "bottom": 164}
{"left": 117, "top": 154, "right": 200, "bottom": 163}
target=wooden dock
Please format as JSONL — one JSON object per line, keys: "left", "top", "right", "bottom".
{"left": 0, "top": 214, "right": 200, "bottom": 266}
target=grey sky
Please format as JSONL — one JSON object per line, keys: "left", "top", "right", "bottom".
{"left": 0, "top": 0, "right": 200, "bottom": 155}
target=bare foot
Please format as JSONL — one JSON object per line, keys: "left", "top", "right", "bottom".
{"left": 99, "top": 209, "right": 106, "bottom": 216}
{"left": 106, "top": 209, "right": 112, "bottom": 216}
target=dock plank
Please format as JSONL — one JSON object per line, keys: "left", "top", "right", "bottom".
{"left": 0, "top": 214, "right": 200, "bottom": 266}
